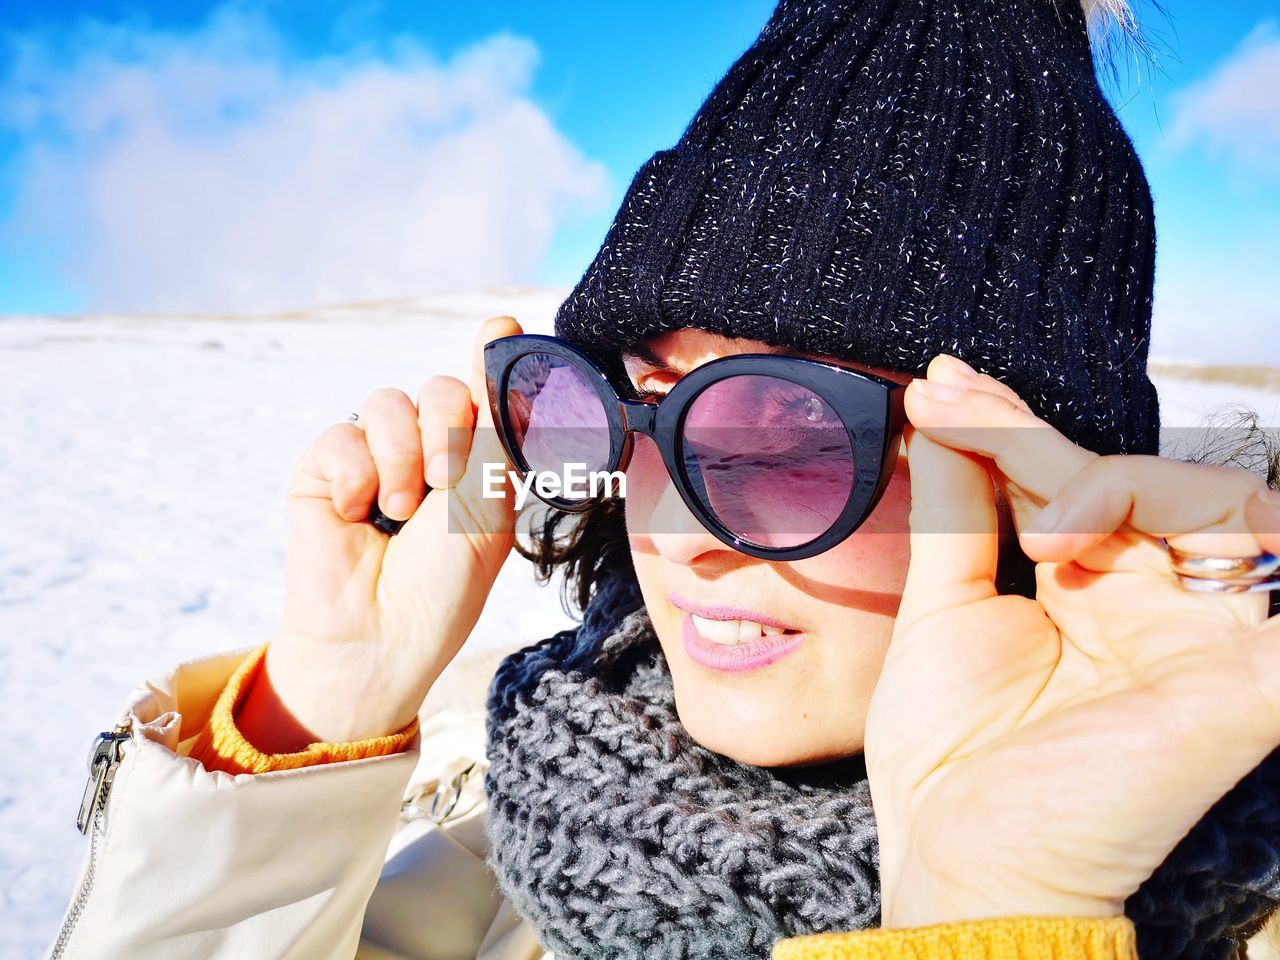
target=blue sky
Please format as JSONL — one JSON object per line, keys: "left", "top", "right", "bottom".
{"left": 1, "top": 1, "right": 1277, "bottom": 362}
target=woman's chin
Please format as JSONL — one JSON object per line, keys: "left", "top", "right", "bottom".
{"left": 673, "top": 690, "right": 865, "bottom": 768}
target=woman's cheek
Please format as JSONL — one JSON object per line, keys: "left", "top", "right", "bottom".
{"left": 791, "top": 467, "right": 912, "bottom": 593}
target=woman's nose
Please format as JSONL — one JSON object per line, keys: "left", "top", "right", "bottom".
{"left": 650, "top": 497, "right": 728, "bottom": 567}
{"left": 644, "top": 471, "right": 737, "bottom": 568}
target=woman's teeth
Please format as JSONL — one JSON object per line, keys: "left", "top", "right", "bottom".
{"left": 690, "top": 614, "right": 788, "bottom": 645}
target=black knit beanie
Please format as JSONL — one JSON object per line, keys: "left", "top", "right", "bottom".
{"left": 554, "top": 0, "right": 1160, "bottom": 456}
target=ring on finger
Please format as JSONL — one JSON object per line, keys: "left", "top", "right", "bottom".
{"left": 1166, "top": 542, "right": 1280, "bottom": 594}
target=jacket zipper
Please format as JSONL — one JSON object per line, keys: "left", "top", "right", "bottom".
{"left": 49, "top": 718, "right": 133, "bottom": 960}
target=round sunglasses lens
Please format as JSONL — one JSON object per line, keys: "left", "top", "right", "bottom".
{"left": 505, "top": 353, "right": 611, "bottom": 500}
{"left": 680, "top": 375, "right": 855, "bottom": 550}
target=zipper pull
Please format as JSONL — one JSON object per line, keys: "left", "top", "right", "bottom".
{"left": 76, "top": 721, "right": 132, "bottom": 835}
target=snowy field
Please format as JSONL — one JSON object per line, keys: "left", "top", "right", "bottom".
{"left": 2, "top": 291, "right": 1278, "bottom": 957}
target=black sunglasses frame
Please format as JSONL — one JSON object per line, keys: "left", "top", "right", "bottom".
{"left": 484, "top": 334, "right": 906, "bottom": 561}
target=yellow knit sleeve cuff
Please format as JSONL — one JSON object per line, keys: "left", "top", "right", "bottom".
{"left": 772, "top": 916, "right": 1138, "bottom": 960}
{"left": 187, "top": 642, "right": 419, "bottom": 776}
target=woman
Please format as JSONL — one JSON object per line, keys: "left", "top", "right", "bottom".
{"left": 46, "top": 1, "right": 1280, "bottom": 959}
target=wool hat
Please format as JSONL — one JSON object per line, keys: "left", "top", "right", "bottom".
{"left": 554, "top": 0, "right": 1160, "bottom": 456}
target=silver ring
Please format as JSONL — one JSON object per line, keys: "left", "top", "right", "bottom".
{"left": 1167, "top": 543, "right": 1280, "bottom": 594}
{"left": 346, "top": 411, "right": 360, "bottom": 424}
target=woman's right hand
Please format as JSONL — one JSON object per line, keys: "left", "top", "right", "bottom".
{"left": 870, "top": 357, "right": 1280, "bottom": 928}
{"left": 237, "top": 316, "right": 523, "bottom": 749}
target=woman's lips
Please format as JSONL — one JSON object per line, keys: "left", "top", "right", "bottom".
{"left": 670, "top": 593, "right": 805, "bottom": 673}
{"left": 680, "top": 615, "right": 805, "bottom": 672}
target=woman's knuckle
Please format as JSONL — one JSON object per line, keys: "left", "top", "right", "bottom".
{"left": 971, "top": 388, "right": 1021, "bottom": 420}
{"left": 1086, "top": 454, "right": 1126, "bottom": 484}
{"left": 319, "top": 421, "right": 357, "bottom": 446}
{"left": 365, "top": 386, "right": 411, "bottom": 412}
{"left": 334, "top": 455, "right": 377, "bottom": 489}
{"left": 419, "top": 373, "right": 460, "bottom": 394}
{"left": 327, "top": 477, "right": 359, "bottom": 507}
{"left": 418, "top": 375, "right": 469, "bottom": 411}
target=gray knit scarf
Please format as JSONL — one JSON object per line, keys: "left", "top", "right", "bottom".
{"left": 484, "top": 563, "right": 1280, "bottom": 960}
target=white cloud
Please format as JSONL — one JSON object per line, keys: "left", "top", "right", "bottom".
{"left": 1166, "top": 20, "right": 1280, "bottom": 175}
{"left": 1152, "top": 257, "right": 1280, "bottom": 366}
{"left": 0, "top": 7, "right": 609, "bottom": 313}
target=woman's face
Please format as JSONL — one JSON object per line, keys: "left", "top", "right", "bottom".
{"left": 623, "top": 328, "right": 913, "bottom": 767}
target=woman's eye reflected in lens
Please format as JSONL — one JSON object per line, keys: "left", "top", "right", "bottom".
{"left": 772, "top": 387, "right": 832, "bottom": 425}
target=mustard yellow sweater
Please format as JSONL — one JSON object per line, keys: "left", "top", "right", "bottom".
{"left": 189, "top": 645, "right": 1139, "bottom": 960}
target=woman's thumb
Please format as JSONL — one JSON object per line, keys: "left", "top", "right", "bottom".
{"left": 471, "top": 316, "right": 523, "bottom": 428}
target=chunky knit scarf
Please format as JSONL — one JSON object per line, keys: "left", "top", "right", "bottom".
{"left": 484, "top": 564, "right": 1280, "bottom": 960}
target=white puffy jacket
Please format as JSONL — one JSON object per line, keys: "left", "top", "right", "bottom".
{"left": 43, "top": 644, "right": 551, "bottom": 960}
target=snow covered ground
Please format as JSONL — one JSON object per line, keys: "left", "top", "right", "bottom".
{"left": 2, "top": 291, "right": 1277, "bottom": 956}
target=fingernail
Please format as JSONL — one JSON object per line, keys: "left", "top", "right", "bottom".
{"left": 941, "top": 354, "right": 979, "bottom": 378}
{"left": 917, "top": 380, "right": 964, "bottom": 403}
{"left": 426, "top": 453, "right": 451, "bottom": 488}
{"left": 386, "top": 491, "right": 417, "bottom": 520}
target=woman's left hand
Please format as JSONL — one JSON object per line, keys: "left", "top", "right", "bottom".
{"left": 868, "top": 354, "right": 1280, "bottom": 928}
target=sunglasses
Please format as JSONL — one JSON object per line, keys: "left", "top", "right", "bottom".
{"left": 483, "top": 334, "right": 906, "bottom": 561}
